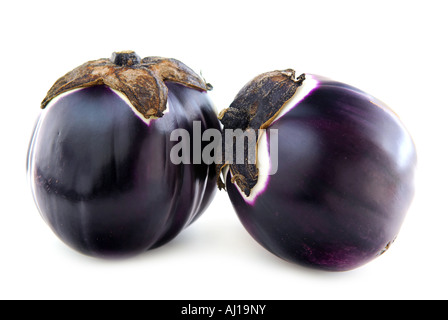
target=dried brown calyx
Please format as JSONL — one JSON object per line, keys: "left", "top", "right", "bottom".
{"left": 217, "top": 69, "right": 306, "bottom": 196}
{"left": 41, "top": 51, "right": 212, "bottom": 119}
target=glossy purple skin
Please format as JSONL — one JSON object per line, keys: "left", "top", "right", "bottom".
{"left": 28, "top": 83, "right": 220, "bottom": 258}
{"left": 226, "top": 75, "right": 417, "bottom": 271}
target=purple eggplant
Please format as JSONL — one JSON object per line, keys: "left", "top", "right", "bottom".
{"left": 27, "top": 51, "right": 220, "bottom": 258}
{"left": 218, "top": 71, "right": 417, "bottom": 271}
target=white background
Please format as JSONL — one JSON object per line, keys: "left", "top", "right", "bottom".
{"left": 1, "top": 0, "right": 447, "bottom": 300}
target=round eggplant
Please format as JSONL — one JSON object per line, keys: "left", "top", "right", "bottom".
{"left": 218, "top": 71, "right": 417, "bottom": 271}
{"left": 27, "top": 51, "right": 220, "bottom": 258}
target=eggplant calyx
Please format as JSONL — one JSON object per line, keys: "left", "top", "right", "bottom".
{"left": 40, "top": 51, "right": 211, "bottom": 119}
{"left": 216, "top": 70, "right": 305, "bottom": 196}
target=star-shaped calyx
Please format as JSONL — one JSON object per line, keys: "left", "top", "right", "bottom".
{"left": 216, "top": 70, "right": 305, "bottom": 196}
{"left": 41, "top": 51, "right": 212, "bottom": 119}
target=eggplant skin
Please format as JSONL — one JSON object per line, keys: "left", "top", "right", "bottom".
{"left": 28, "top": 83, "right": 220, "bottom": 258}
{"left": 226, "top": 75, "right": 417, "bottom": 271}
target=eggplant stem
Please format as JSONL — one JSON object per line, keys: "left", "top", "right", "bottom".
{"left": 41, "top": 51, "right": 211, "bottom": 120}
{"left": 216, "top": 70, "right": 305, "bottom": 195}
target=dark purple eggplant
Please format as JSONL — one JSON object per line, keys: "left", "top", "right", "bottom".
{"left": 218, "top": 71, "right": 417, "bottom": 271}
{"left": 27, "top": 51, "right": 220, "bottom": 258}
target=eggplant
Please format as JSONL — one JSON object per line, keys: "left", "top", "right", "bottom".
{"left": 27, "top": 51, "right": 220, "bottom": 258}
{"left": 218, "top": 71, "right": 417, "bottom": 271}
